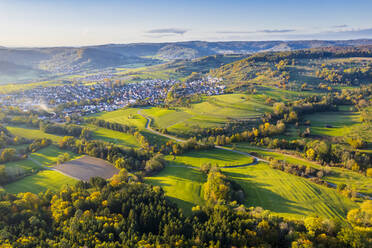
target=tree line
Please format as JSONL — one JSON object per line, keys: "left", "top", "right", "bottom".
{"left": 0, "top": 178, "right": 370, "bottom": 247}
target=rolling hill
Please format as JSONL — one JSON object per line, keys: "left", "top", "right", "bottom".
{"left": 1, "top": 39, "right": 372, "bottom": 82}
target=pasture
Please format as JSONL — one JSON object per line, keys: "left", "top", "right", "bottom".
{"left": 4, "top": 170, "right": 77, "bottom": 194}
{"left": 164, "top": 148, "right": 255, "bottom": 168}
{"left": 54, "top": 156, "right": 119, "bottom": 181}
{"left": 145, "top": 166, "right": 206, "bottom": 215}
{"left": 228, "top": 144, "right": 372, "bottom": 197}
{"left": 302, "top": 107, "right": 360, "bottom": 137}
{"left": 88, "top": 107, "right": 174, "bottom": 145}
{"left": 143, "top": 93, "right": 270, "bottom": 136}
{"left": 146, "top": 146, "right": 357, "bottom": 219}
{"left": 3, "top": 145, "right": 80, "bottom": 173}
{"left": 6, "top": 125, "right": 64, "bottom": 144}
{"left": 87, "top": 124, "right": 140, "bottom": 149}
{"left": 89, "top": 108, "right": 147, "bottom": 129}
{"left": 222, "top": 163, "right": 357, "bottom": 220}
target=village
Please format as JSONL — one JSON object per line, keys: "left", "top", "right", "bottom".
{"left": 0, "top": 77, "right": 224, "bottom": 119}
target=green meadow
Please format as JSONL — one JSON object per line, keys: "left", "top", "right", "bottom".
{"left": 222, "top": 163, "right": 357, "bottom": 220}
{"left": 2, "top": 145, "right": 81, "bottom": 194}
{"left": 229, "top": 144, "right": 372, "bottom": 197}
{"left": 4, "top": 170, "right": 77, "bottom": 194}
{"left": 3, "top": 145, "right": 80, "bottom": 172}
{"left": 88, "top": 107, "right": 174, "bottom": 145}
{"left": 146, "top": 148, "right": 357, "bottom": 220}
{"left": 145, "top": 166, "right": 206, "bottom": 215}
{"left": 6, "top": 125, "right": 64, "bottom": 144}
{"left": 164, "top": 148, "right": 255, "bottom": 168}
{"left": 86, "top": 124, "right": 140, "bottom": 149}
{"left": 142, "top": 93, "right": 270, "bottom": 136}
{"left": 89, "top": 108, "right": 147, "bottom": 129}
{"left": 302, "top": 106, "right": 360, "bottom": 137}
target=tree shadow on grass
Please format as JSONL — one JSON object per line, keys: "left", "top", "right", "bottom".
{"left": 166, "top": 196, "right": 196, "bottom": 216}
{"left": 226, "top": 171, "right": 310, "bottom": 217}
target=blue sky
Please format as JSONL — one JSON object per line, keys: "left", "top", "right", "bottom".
{"left": 1, "top": 0, "right": 372, "bottom": 47}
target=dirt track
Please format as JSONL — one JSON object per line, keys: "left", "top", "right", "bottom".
{"left": 54, "top": 156, "right": 119, "bottom": 181}
{"left": 138, "top": 109, "right": 267, "bottom": 167}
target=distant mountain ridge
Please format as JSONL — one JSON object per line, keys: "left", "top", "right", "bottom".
{"left": 1, "top": 39, "right": 372, "bottom": 83}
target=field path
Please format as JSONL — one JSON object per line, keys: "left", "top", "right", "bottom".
{"left": 138, "top": 110, "right": 186, "bottom": 143}
{"left": 138, "top": 109, "right": 266, "bottom": 167}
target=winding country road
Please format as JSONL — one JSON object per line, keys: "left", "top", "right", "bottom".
{"left": 137, "top": 109, "right": 267, "bottom": 167}
{"left": 137, "top": 109, "right": 372, "bottom": 199}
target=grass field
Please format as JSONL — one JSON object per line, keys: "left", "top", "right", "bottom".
{"left": 145, "top": 166, "right": 206, "bottom": 215}
{"left": 0, "top": 80, "right": 62, "bottom": 94}
{"left": 3, "top": 145, "right": 80, "bottom": 172}
{"left": 222, "top": 163, "right": 358, "bottom": 220}
{"left": 88, "top": 107, "right": 174, "bottom": 145}
{"left": 87, "top": 124, "right": 140, "bottom": 149}
{"left": 302, "top": 107, "right": 360, "bottom": 137}
{"left": 89, "top": 94, "right": 271, "bottom": 138}
{"left": 142, "top": 93, "right": 270, "bottom": 136}
{"left": 89, "top": 108, "right": 147, "bottom": 129}
{"left": 4, "top": 170, "right": 77, "bottom": 194}
{"left": 228, "top": 144, "right": 372, "bottom": 197}
{"left": 6, "top": 125, "right": 64, "bottom": 144}
{"left": 147, "top": 147, "right": 357, "bottom": 220}
{"left": 164, "top": 148, "right": 255, "bottom": 168}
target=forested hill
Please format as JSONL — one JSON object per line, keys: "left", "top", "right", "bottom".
{"left": 209, "top": 45, "right": 372, "bottom": 87}
{"left": 91, "top": 39, "right": 372, "bottom": 58}
{"left": 1, "top": 39, "right": 372, "bottom": 72}
{"left": 1, "top": 39, "right": 372, "bottom": 83}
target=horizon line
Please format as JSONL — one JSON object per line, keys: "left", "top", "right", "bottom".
{"left": 2, "top": 38, "right": 372, "bottom": 49}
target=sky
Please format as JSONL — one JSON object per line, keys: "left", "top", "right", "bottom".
{"left": 1, "top": 0, "right": 372, "bottom": 47}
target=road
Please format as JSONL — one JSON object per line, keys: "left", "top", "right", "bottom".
{"left": 138, "top": 109, "right": 267, "bottom": 167}
{"left": 138, "top": 109, "right": 372, "bottom": 199}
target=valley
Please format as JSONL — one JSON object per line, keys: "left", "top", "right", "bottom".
{"left": 0, "top": 41, "right": 371, "bottom": 247}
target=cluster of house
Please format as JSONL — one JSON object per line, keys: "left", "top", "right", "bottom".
{"left": 78, "top": 73, "right": 115, "bottom": 83}
{"left": 0, "top": 77, "right": 224, "bottom": 118}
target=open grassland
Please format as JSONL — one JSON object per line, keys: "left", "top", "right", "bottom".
{"left": 145, "top": 166, "right": 206, "bottom": 215}
{"left": 4, "top": 170, "right": 77, "bottom": 194}
{"left": 146, "top": 148, "right": 357, "bottom": 220}
{"left": 90, "top": 93, "right": 271, "bottom": 138}
{"left": 228, "top": 144, "right": 372, "bottom": 197}
{"left": 88, "top": 107, "right": 174, "bottom": 145}
{"left": 3, "top": 145, "right": 80, "bottom": 175}
{"left": 28, "top": 145, "right": 81, "bottom": 167}
{"left": 89, "top": 108, "right": 147, "bottom": 129}
{"left": 0, "top": 80, "right": 62, "bottom": 94}
{"left": 222, "top": 163, "right": 358, "bottom": 220}
{"left": 143, "top": 93, "right": 270, "bottom": 136}
{"left": 164, "top": 148, "right": 254, "bottom": 168}
{"left": 302, "top": 107, "right": 361, "bottom": 137}
{"left": 86, "top": 124, "right": 140, "bottom": 149}
{"left": 6, "top": 125, "right": 64, "bottom": 144}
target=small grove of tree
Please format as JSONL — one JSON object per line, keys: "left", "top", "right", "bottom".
{"left": 86, "top": 118, "right": 137, "bottom": 134}
{"left": 347, "top": 137, "right": 367, "bottom": 149}
{"left": 39, "top": 122, "right": 90, "bottom": 138}
{"left": 26, "top": 138, "right": 52, "bottom": 153}
{"left": 56, "top": 153, "right": 71, "bottom": 165}
{"left": 202, "top": 167, "right": 244, "bottom": 205}
{"left": 144, "top": 153, "right": 167, "bottom": 174}
{"left": 0, "top": 148, "right": 17, "bottom": 163}
{"left": 59, "top": 136, "right": 151, "bottom": 172}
